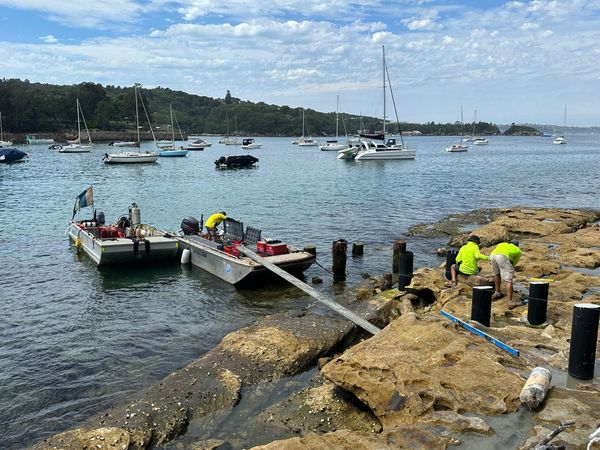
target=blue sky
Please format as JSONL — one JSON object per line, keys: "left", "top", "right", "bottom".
{"left": 0, "top": 0, "right": 599, "bottom": 126}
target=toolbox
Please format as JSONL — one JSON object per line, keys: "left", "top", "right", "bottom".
{"left": 223, "top": 245, "right": 241, "bottom": 258}
{"left": 266, "top": 242, "right": 288, "bottom": 255}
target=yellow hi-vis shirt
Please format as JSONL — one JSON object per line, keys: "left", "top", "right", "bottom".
{"left": 205, "top": 213, "right": 227, "bottom": 229}
{"left": 456, "top": 241, "right": 489, "bottom": 275}
{"left": 491, "top": 242, "right": 522, "bottom": 266}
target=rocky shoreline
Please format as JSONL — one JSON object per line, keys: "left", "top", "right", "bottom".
{"left": 31, "top": 207, "right": 600, "bottom": 450}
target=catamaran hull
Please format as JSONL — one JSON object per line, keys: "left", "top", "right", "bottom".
{"left": 67, "top": 223, "right": 179, "bottom": 265}
{"left": 178, "top": 235, "right": 315, "bottom": 285}
{"left": 354, "top": 149, "right": 416, "bottom": 160}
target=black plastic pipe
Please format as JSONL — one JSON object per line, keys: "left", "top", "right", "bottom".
{"left": 445, "top": 249, "right": 458, "bottom": 280}
{"left": 471, "top": 286, "right": 493, "bottom": 327}
{"left": 568, "top": 303, "right": 600, "bottom": 380}
{"left": 528, "top": 281, "right": 549, "bottom": 326}
{"left": 398, "top": 251, "right": 414, "bottom": 290}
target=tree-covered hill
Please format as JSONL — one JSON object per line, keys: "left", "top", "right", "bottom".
{"left": 0, "top": 79, "right": 501, "bottom": 137}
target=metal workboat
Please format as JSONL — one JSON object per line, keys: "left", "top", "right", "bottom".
{"left": 177, "top": 217, "right": 315, "bottom": 285}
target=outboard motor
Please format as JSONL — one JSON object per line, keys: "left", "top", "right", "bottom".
{"left": 215, "top": 156, "right": 227, "bottom": 165}
{"left": 181, "top": 217, "right": 200, "bottom": 235}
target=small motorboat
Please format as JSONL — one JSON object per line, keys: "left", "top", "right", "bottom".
{"left": 241, "top": 138, "right": 261, "bottom": 149}
{"left": 215, "top": 155, "right": 258, "bottom": 169}
{"left": 445, "top": 143, "right": 469, "bottom": 152}
{"left": 103, "top": 151, "right": 159, "bottom": 164}
{"left": 0, "top": 148, "right": 27, "bottom": 163}
{"left": 472, "top": 138, "right": 489, "bottom": 145}
{"left": 187, "top": 139, "right": 212, "bottom": 150}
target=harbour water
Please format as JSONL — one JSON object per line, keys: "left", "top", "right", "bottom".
{"left": 0, "top": 135, "right": 598, "bottom": 448}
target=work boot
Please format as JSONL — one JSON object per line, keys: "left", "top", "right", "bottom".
{"left": 492, "top": 291, "right": 504, "bottom": 301}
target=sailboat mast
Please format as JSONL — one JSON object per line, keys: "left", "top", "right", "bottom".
{"left": 382, "top": 45, "right": 386, "bottom": 139}
{"left": 170, "top": 104, "right": 175, "bottom": 143}
{"left": 135, "top": 85, "right": 140, "bottom": 145}
{"left": 0, "top": 112, "right": 3, "bottom": 140}
{"left": 335, "top": 95, "right": 339, "bottom": 139}
{"left": 76, "top": 98, "right": 81, "bottom": 142}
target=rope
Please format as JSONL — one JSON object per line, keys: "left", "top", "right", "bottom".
{"left": 313, "top": 259, "right": 333, "bottom": 275}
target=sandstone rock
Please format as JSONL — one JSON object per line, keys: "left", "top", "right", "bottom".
{"left": 321, "top": 315, "right": 525, "bottom": 430}
{"left": 33, "top": 427, "right": 130, "bottom": 450}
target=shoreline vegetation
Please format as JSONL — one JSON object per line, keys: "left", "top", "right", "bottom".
{"left": 32, "top": 207, "right": 600, "bottom": 450}
{"left": 2, "top": 79, "right": 596, "bottom": 143}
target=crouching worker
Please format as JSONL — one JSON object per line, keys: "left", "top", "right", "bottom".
{"left": 490, "top": 240, "right": 522, "bottom": 308}
{"left": 205, "top": 211, "right": 227, "bottom": 241}
{"left": 449, "top": 235, "right": 489, "bottom": 286}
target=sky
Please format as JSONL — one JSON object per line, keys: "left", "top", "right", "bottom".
{"left": 0, "top": 0, "right": 599, "bottom": 126}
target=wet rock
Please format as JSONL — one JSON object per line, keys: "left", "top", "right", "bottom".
{"left": 518, "top": 387, "right": 600, "bottom": 449}
{"left": 312, "top": 276, "right": 323, "bottom": 284}
{"left": 356, "top": 287, "right": 372, "bottom": 301}
{"left": 250, "top": 427, "right": 454, "bottom": 449}
{"left": 33, "top": 427, "right": 130, "bottom": 450}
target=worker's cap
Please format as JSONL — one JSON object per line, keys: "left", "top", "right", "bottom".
{"left": 220, "top": 211, "right": 227, "bottom": 215}
{"left": 510, "top": 239, "right": 520, "bottom": 247}
{"left": 467, "top": 235, "right": 480, "bottom": 244}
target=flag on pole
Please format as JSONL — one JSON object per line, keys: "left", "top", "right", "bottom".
{"left": 72, "top": 186, "right": 93, "bottom": 219}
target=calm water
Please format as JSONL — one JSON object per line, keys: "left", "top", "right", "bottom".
{"left": 0, "top": 135, "right": 598, "bottom": 448}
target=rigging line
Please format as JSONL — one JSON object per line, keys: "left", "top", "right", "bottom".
{"left": 385, "top": 62, "right": 406, "bottom": 148}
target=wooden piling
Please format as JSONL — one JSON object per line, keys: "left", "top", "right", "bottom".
{"left": 352, "top": 241, "right": 364, "bottom": 256}
{"left": 303, "top": 245, "right": 317, "bottom": 256}
{"left": 392, "top": 240, "right": 407, "bottom": 274}
{"left": 332, "top": 239, "right": 347, "bottom": 282}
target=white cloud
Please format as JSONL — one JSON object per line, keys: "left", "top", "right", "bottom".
{"left": 0, "top": 0, "right": 145, "bottom": 27}
{"left": 41, "top": 35, "right": 58, "bottom": 43}
{"left": 520, "top": 22, "right": 540, "bottom": 30}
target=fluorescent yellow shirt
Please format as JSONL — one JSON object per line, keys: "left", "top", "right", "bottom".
{"left": 491, "top": 242, "right": 522, "bottom": 266}
{"left": 205, "top": 213, "right": 227, "bottom": 229}
{"left": 456, "top": 241, "right": 489, "bottom": 275}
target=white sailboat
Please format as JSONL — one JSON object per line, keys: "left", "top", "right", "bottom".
{"left": 338, "top": 46, "right": 416, "bottom": 161}
{"left": 0, "top": 112, "right": 12, "bottom": 146}
{"left": 104, "top": 84, "right": 159, "bottom": 164}
{"left": 446, "top": 106, "right": 469, "bottom": 152}
{"left": 553, "top": 106, "right": 567, "bottom": 145}
{"left": 293, "top": 109, "right": 319, "bottom": 146}
{"left": 59, "top": 99, "right": 93, "bottom": 153}
{"left": 219, "top": 114, "right": 241, "bottom": 145}
{"left": 158, "top": 105, "right": 188, "bottom": 157}
{"left": 320, "top": 96, "right": 350, "bottom": 151}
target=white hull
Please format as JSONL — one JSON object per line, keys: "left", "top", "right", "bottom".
{"left": 354, "top": 149, "right": 416, "bottom": 160}
{"left": 241, "top": 143, "right": 261, "bottom": 149}
{"left": 0, "top": 140, "right": 13, "bottom": 146}
{"left": 446, "top": 144, "right": 469, "bottom": 152}
{"left": 104, "top": 152, "right": 159, "bottom": 163}
{"left": 67, "top": 222, "right": 179, "bottom": 265}
{"left": 112, "top": 141, "right": 139, "bottom": 147}
{"left": 178, "top": 235, "right": 315, "bottom": 285}
{"left": 59, "top": 144, "right": 92, "bottom": 153}
{"left": 472, "top": 138, "right": 489, "bottom": 145}
{"left": 297, "top": 140, "right": 318, "bottom": 147}
{"left": 320, "top": 142, "right": 349, "bottom": 151}
{"left": 187, "top": 139, "right": 212, "bottom": 149}
{"left": 553, "top": 136, "right": 567, "bottom": 145}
